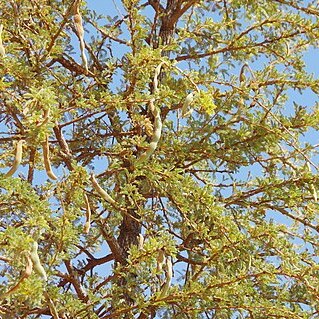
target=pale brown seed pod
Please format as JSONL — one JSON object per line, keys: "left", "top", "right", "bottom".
{"left": 135, "top": 99, "right": 162, "bottom": 165}
{"left": 90, "top": 173, "right": 115, "bottom": 204}
{"left": 36, "top": 109, "right": 50, "bottom": 127}
{"left": 311, "top": 184, "right": 318, "bottom": 202}
{"left": 73, "top": 14, "right": 84, "bottom": 38}
{"left": 5, "top": 140, "right": 23, "bottom": 178}
{"left": 306, "top": 162, "right": 317, "bottom": 201}
{"left": 181, "top": 92, "right": 194, "bottom": 118}
{"left": 0, "top": 24, "right": 5, "bottom": 57}
{"left": 42, "top": 135, "right": 58, "bottom": 180}
{"left": 73, "top": 9, "right": 88, "bottom": 73}
{"left": 156, "top": 249, "right": 166, "bottom": 273}
{"left": 83, "top": 192, "right": 91, "bottom": 234}
{"left": 29, "top": 241, "right": 47, "bottom": 281}
{"left": 160, "top": 258, "right": 173, "bottom": 297}
{"left": 24, "top": 254, "right": 33, "bottom": 277}
{"left": 135, "top": 62, "right": 166, "bottom": 165}
{"left": 138, "top": 234, "right": 144, "bottom": 250}
{"left": 153, "top": 62, "right": 164, "bottom": 94}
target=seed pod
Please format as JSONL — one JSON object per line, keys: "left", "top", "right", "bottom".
{"left": 160, "top": 258, "right": 172, "bottom": 297}
{"left": 153, "top": 62, "right": 164, "bottom": 93}
{"left": 181, "top": 92, "right": 194, "bottom": 118}
{"left": 73, "top": 14, "right": 84, "bottom": 38}
{"left": 239, "top": 63, "right": 248, "bottom": 83}
{"left": 83, "top": 192, "right": 91, "bottom": 234}
{"left": 36, "top": 109, "right": 50, "bottom": 127}
{"left": 24, "top": 254, "right": 33, "bottom": 277}
{"left": 42, "top": 135, "right": 58, "bottom": 180}
{"left": 29, "top": 241, "right": 47, "bottom": 281}
{"left": 239, "top": 63, "right": 255, "bottom": 84}
{"left": 306, "top": 162, "right": 317, "bottom": 201}
{"left": 311, "top": 184, "right": 318, "bottom": 202}
{"left": 156, "top": 249, "right": 166, "bottom": 273}
{"left": 135, "top": 99, "right": 162, "bottom": 165}
{"left": 165, "top": 258, "right": 173, "bottom": 280}
{"left": 138, "top": 234, "right": 144, "bottom": 250}
{"left": 135, "top": 62, "right": 169, "bottom": 166}
{"left": 5, "top": 140, "right": 23, "bottom": 178}
{"left": 90, "top": 173, "right": 116, "bottom": 204}
{"left": 73, "top": 6, "right": 88, "bottom": 73}
{"left": 0, "top": 24, "right": 5, "bottom": 57}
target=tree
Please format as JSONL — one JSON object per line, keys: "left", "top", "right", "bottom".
{"left": 1, "top": 0, "right": 319, "bottom": 317}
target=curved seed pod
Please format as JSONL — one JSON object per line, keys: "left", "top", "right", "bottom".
{"left": 135, "top": 62, "right": 169, "bottom": 165}
{"left": 156, "top": 249, "right": 166, "bottom": 273}
{"left": 24, "top": 254, "right": 33, "bottom": 277}
{"left": 239, "top": 63, "right": 248, "bottom": 83}
{"left": 5, "top": 140, "right": 23, "bottom": 178}
{"left": 136, "top": 100, "right": 162, "bottom": 165}
{"left": 29, "top": 241, "right": 47, "bottom": 281}
{"left": 73, "top": 14, "right": 84, "bottom": 37}
{"left": 90, "top": 173, "right": 116, "bottom": 204}
{"left": 81, "top": 50, "right": 88, "bottom": 73}
{"left": 73, "top": 5, "right": 88, "bottom": 73}
{"left": 153, "top": 62, "right": 164, "bottom": 93}
{"left": 239, "top": 63, "right": 256, "bottom": 84}
{"left": 160, "top": 258, "right": 172, "bottom": 297}
{"left": 285, "top": 41, "right": 290, "bottom": 56}
{"left": 306, "top": 162, "right": 317, "bottom": 201}
{"left": 36, "top": 109, "right": 50, "bottom": 127}
{"left": 138, "top": 234, "right": 144, "bottom": 250}
{"left": 0, "top": 24, "right": 5, "bottom": 57}
{"left": 42, "top": 135, "right": 58, "bottom": 180}
{"left": 310, "top": 184, "right": 318, "bottom": 202}
{"left": 83, "top": 192, "right": 91, "bottom": 234}
{"left": 0, "top": 254, "right": 33, "bottom": 299}
{"left": 181, "top": 92, "right": 194, "bottom": 118}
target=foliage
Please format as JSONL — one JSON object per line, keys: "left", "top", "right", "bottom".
{"left": 1, "top": 0, "right": 319, "bottom": 318}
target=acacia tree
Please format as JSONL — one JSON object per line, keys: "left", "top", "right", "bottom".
{"left": 1, "top": 0, "right": 319, "bottom": 318}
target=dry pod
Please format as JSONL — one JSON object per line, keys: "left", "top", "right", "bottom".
{"left": 311, "top": 184, "right": 318, "bottom": 202}
{"left": 90, "top": 173, "right": 115, "bottom": 204}
{"left": 306, "top": 162, "right": 317, "bottom": 201}
{"left": 156, "top": 249, "right": 166, "bottom": 273}
{"left": 181, "top": 92, "right": 194, "bottom": 118}
{"left": 83, "top": 192, "right": 91, "bottom": 234}
{"left": 36, "top": 109, "right": 50, "bottom": 127}
{"left": 135, "top": 100, "right": 162, "bottom": 165}
{"left": 0, "top": 24, "right": 5, "bottom": 57}
{"left": 135, "top": 63, "right": 164, "bottom": 165}
{"left": 153, "top": 61, "right": 165, "bottom": 92}
{"left": 29, "top": 241, "right": 47, "bottom": 281}
{"left": 5, "top": 140, "right": 23, "bottom": 178}
{"left": 239, "top": 63, "right": 255, "bottom": 84}
{"left": 138, "top": 234, "right": 144, "bottom": 250}
{"left": 73, "top": 4, "right": 88, "bottom": 73}
{"left": 42, "top": 135, "right": 58, "bottom": 180}
{"left": 160, "top": 258, "right": 173, "bottom": 297}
